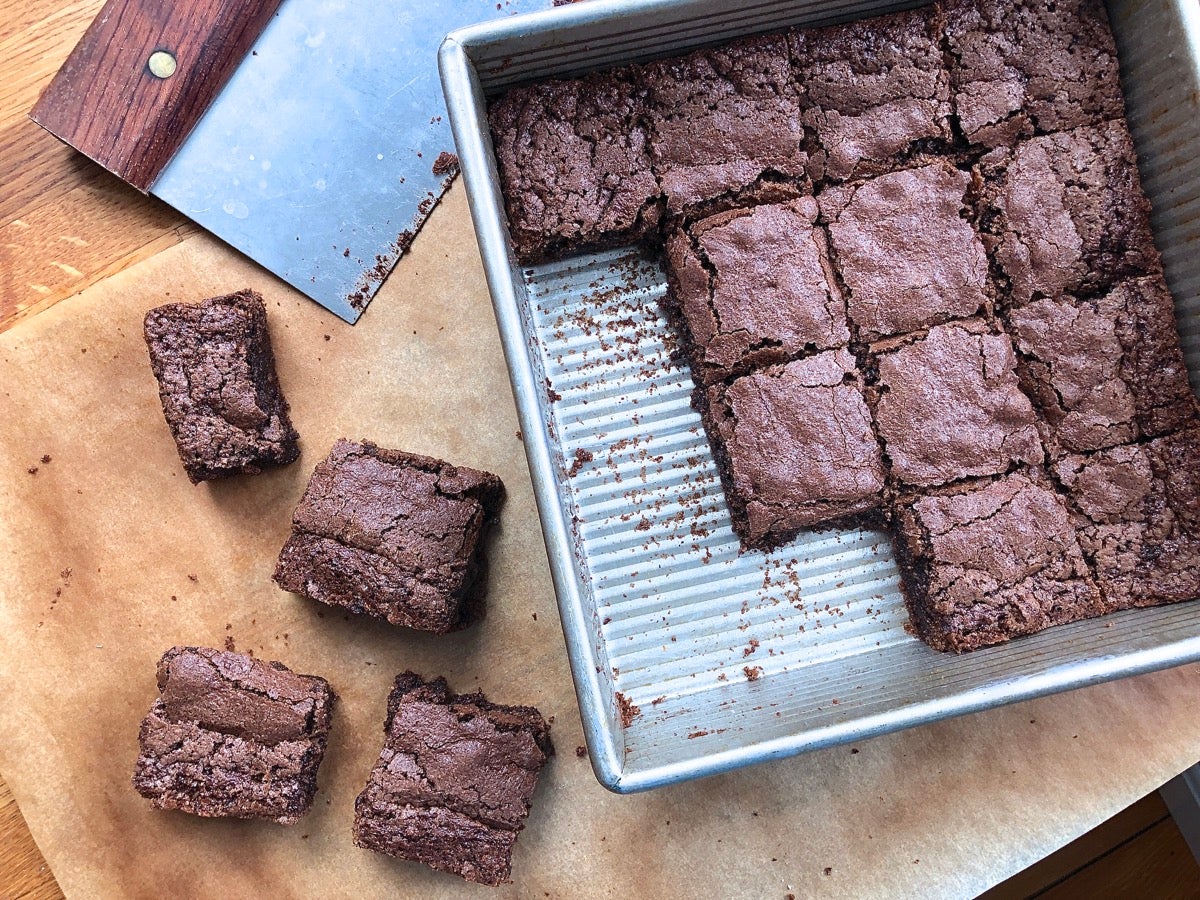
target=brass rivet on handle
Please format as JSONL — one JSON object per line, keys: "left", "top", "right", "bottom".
{"left": 147, "top": 50, "right": 178, "bottom": 79}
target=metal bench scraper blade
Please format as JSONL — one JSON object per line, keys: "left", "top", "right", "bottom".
{"left": 31, "top": 0, "right": 544, "bottom": 324}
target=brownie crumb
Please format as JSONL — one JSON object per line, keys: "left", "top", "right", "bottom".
{"left": 187, "top": 574, "right": 198, "bottom": 582}
{"left": 224, "top": 636, "right": 236, "bottom": 652}
{"left": 432, "top": 151, "right": 460, "bottom": 176}
{"left": 27, "top": 467, "right": 37, "bottom": 475}
{"left": 743, "top": 665, "right": 763, "bottom": 682}
{"left": 823, "top": 868, "right": 833, "bottom": 877}
{"left": 575, "top": 745, "right": 587, "bottom": 758}
{"left": 743, "top": 638, "right": 760, "bottom": 657}
{"left": 567, "top": 448, "right": 594, "bottom": 477}
{"left": 40, "top": 454, "right": 51, "bottom": 464}
{"left": 615, "top": 691, "right": 641, "bottom": 728}
{"left": 546, "top": 378, "right": 562, "bottom": 402}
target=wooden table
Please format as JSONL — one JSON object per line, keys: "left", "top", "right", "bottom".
{"left": 2, "top": 3, "right": 188, "bottom": 895}
{"left": 3, "top": 3, "right": 1197, "bottom": 897}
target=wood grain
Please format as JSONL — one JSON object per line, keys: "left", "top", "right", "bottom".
{"left": 0, "top": 779, "right": 63, "bottom": 900}
{"left": 0, "top": 0, "right": 192, "bottom": 333}
{"left": 30, "top": 0, "right": 285, "bottom": 191}
{"left": 1040, "top": 817, "right": 1200, "bottom": 899}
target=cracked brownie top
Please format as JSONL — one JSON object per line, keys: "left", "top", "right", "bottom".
{"left": 1006, "top": 277, "right": 1198, "bottom": 456}
{"left": 663, "top": 196, "right": 848, "bottom": 384}
{"left": 132, "top": 647, "right": 335, "bottom": 825}
{"left": 820, "top": 162, "right": 990, "bottom": 341}
{"left": 1054, "top": 426, "right": 1200, "bottom": 607}
{"left": 155, "top": 646, "right": 333, "bottom": 744}
{"left": 702, "top": 349, "right": 885, "bottom": 548}
{"left": 791, "top": 4, "right": 953, "bottom": 180}
{"left": 643, "top": 33, "right": 810, "bottom": 216}
{"left": 274, "top": 440, "right": 504, "bottom": 632}
{"left": 978, "top": 119, "right": 1161, "bottom": 305}
{"left": 353, "top": 671, "right": 552, "bottom": 886}
{"left": 892, "top": 470, "right": 1105, "bottom": 651}
{"left": 488, "top": 72, "right": 662, "bottom": 261}
{"left": 941, "top": 0, "right": 1124, "bottom": 147}
{"left": 869, "top": 319, "right": 1043, "bottom": 488}
{"left": 144, "top": 289, "right": 299, "bottom": 483}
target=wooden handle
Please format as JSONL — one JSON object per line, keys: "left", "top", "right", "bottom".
{"left": 30, "top": 0, "right": 284, "bottom": 192}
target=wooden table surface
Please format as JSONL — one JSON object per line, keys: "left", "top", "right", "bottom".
{"left": 2, "top": 3, "right": 190, "bottom": 896}
{"left": 3, "top": 3, "right": 1197, "bottom": 898}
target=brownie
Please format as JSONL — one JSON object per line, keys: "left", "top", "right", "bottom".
{"left": 820, "top": 162, "right": 990, "bottom": 341}
{"left": 353, "top": 672, "right": 553, "bottom": 886}
{"left": 790, "top": 5, "right": 952, "bottom": 181}
{"left": 892, "top": 470, "right": 1106, "bottom": 652}
{"left": 643, "top": 32, "right": 809, "bottom": 217}
{"left": 132, "top": 647, "right": 335, "bottom": 824}
{"left": 870, "top": 319, "right": 1043, "bottom": 488}
{"left": 1054, "top": 426, "right": 1200, "bottom": 608}
{"left": 941, "top": 0, "right": 1124, "bottom": 147}
{"left": 701, "top": 349, "right": 885, "bottom": 549}
{"left": 143, "top": 289, "right": 300, "bottom": 483}
{"left": 488, "top": 71, "right": 661, "bottom": 261}
{"left": 1007, "top": 276, "right": 1197, "bottom": 456}
{"left": 979, "top": 120, "right": 1161, "bottom": 306}
{"left": 274, "top": 440, "right": 504, "bottom": 633}
{"left": 663, "top": 196, "right": 848, "bottom": 384}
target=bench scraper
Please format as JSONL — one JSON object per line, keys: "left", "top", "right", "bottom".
{"left": 30, "top": 0, "right": 547, "bottom": 323}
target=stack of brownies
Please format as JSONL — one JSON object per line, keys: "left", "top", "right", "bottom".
{"left": 489, "top": 0, "right": 1200, "bottom": 652}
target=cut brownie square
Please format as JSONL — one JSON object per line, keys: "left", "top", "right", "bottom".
{"left": 488, "top": 72, "right": 662, "bottom": 261}
{"left": 979, "top": 120, "right": 1161, "bottom": 306}
{"left": 274, "top": 440, "right": 504, "bottom": 632}
{"left": 1054, "top": 426, "right": 1200, "bottom": 608}
{"left": 643, "top": 33, "right": 809, "bottom": 217}
{"left": 663, "top": 196, "right": 849, "bottom": 385}
{"left": 940, "top": 0, "right": 1124, "bottom": 147}
{"left": 820, "top": 161, "right": 990, "bottom": 341}
{"left": 700, "top": 349, "right": 885, "bottom": 550}
{"left": 893, "top": 470, "right": 1106, "bottom": 652}
{"left": 132, "top": 647, "right": 335, "bottom": 824}
{"left": 790, "top": 5, "right": 952, "bottom": 181}
{"left": 870, "top": 319, "right": 1043, "bottom": 488}
{"left": 143, "top": 289, "right": 300, "bottom": 483}
{"left": 1007, "top": 276, "right": 1197, "bottom": 456}
{"left": 353, "top": 672, "right": 553, "bottom": 886}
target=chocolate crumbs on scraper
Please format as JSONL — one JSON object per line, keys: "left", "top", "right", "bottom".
{"left": 431, "top": 151, "right": 459, "bottom": 176}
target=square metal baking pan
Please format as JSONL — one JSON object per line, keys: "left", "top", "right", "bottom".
{"left": 440, "top": 0, "right": 1200, "bottom": 793}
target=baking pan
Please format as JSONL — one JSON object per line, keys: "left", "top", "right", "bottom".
{"left": 440, "top": 0, "right": 1200, "bottom": 793}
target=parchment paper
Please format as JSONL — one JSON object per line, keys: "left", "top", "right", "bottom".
{"left": 2, "top": 186, "right": 1200, "bottom": 899}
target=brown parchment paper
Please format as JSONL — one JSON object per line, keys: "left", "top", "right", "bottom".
{"left": 2, "top": 186, "right": 1200, "bottom": 899}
